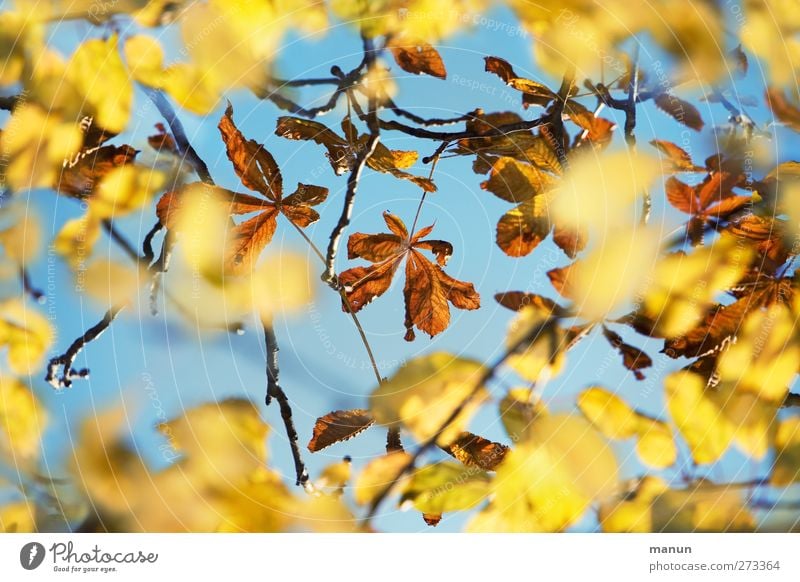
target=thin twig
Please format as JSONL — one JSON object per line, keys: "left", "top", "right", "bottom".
{"left": 19, "top": 267, "right": 44, "bottom": 303}
{"left": 46, "top": 305, "right": 125, "bottom": 389}
{"left": 322, "top": 123, "right": 380, "bottom": 286}
{"left": 262, "top": 320, "right": 310, "bottom": 488}
{"left": 144, "top": 88, "right": 214, "bottom": 185}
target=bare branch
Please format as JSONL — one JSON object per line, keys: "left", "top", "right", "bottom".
{"left": 262, "top": 320, "right": 310, "bottom": 489}
{"left": 46, "top": 306, "right": 125, "bottom": 389}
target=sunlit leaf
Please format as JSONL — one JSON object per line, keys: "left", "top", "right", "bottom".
{"left": 307, "top": 409, "right": 375, "bottom": 452}
{"left": 369, "top": 353, "right": 486, "bottom": 446}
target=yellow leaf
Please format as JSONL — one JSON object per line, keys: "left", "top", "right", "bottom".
{"left": 599, "top": 476, "right": 668, "bottom": 533}
{"left": 498, "top": 387, "right": 547, "bottom": 442}
{"left": 369, "top": 353, "right": 487, "bottom": 446}
{"left": 91, "top": 165, "right": 167, "bottom": 219}
{"left": 565, "top": 227, "right": 661, "bottom": 322}
{"left": 577, "top": 387, "right": 639, "bottom": 439}
{"left": 82, "top": 259, "right": 143, "bottom": 307}
{"left": 651, "top": 481, "right": 756, "bottom": 532}
{"left": 643, "top": 234, "right": 752, "bottom": 337}
{"left": 0, "top": 501, "right": 36, "bottom": 533}
{"left": 469, "top": 414, "right": 618, "bottom": 532}
{"left": 0, "top": 376, "right": 47, "bottom": 463}
{"left": 505, "top": 306, "right": 565, "bottom": 382}
{"left": 717, "top": 304, "right": 800, "bottom": 403}
{"left": 0, "top": 104, "right": 82, "bottom": 191}
{"left": 67, "top": 36, "right": 132, "bottom": 133}
{"left": 353, "top": 451, "right": 411, "bottom": 506}
{"left": 666, "top": 371, "right": 734, "bottom": 464}
{"left": 401, "top": 462, "right": 490, "bottom": 515}
{"left": 0, "top": 300, "right": 54, "bottom": 375}
{"left": 635, "top": 416, "right": 678, "bottom": 469}
{"left": 53, "top": 213, "right": 101, "bottom": 269}
{"left": 552, "top": 151, "right": 660, "bottom": 233}
{"left": 0, "top": 206, "right": 42, "bottom": 265}
{"left": 772, "top": 417, "right": 800, "bottom": 486}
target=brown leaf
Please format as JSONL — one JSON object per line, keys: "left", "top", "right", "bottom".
{"left": 340, "top": 214, "right": 480, "bottom": 340}
{"left": 729, "top": 45, "right": 748, "bottom": 78}
{"left": 552, "top": 223, "right": 587, "bottom": 259}
{"left": 307, "top": 409, "right": 375, "bottom": 452}
{"left": 276, "top": 116, "right": 435, "bottom": 190}
{"left": 602, "top": 326, "right": 653, "bottom": 380}
{"left": 495, "top": 292, "right": 568, "bottom": 317}
{"left": 566, "top": 101, "right": 615, "bottom": 146}
{"left": 147, "top": 123, "right": 178, "bottom": 154}
{"left": 275, "top": 116, "right": 352, "bottom": 175}
{"left": 767, "top": 88, "right": 800, "bottom": 132}
{"left": 225, "top": 208, "right": 279, "bottom": 271}
{"left": 650, "top": 139, "right": 704, "bottom": 172}
{"left": 220, "top": 103, "right": 282, "bottom": 198}
{"left": 665, "top": 176, "right": 698, "bottom": 214}
{"left": 547, "top": 263, "right": 577, "bottom": 300}
{"left": 388, "top": 37, "right": 446, "bottom": 79}
{"left": 442, "top": 431, "right": 509, "bottom": 471}
{"left": 496, "top": 198, "right": 550, "bottom": 257}
{"left": 481, "top": 157, "right": 554, "bottom": 202}
{"left": 56, "top": 144, "right": 137, "bottom": 197}
{"left": 663, "top": 293, "right": 766, "bottom": 358}
{"left": 484, "top": 56, "right": 556, "bottom": 108}
{"left": 654, "top": 94, "right": 704, "bottom": 131}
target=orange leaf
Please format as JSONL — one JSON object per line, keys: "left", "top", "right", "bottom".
{"left": 388, "top": 37, "right": 446, "bottom": 79}
{"left": 340, "top": 213, "right": 479, "bottom": 340}
{"left": 307, "top": 409, "right": 375, "bottom": 452}
{"left": 442, "top": 431, "right": 509, "bottom": 470}
{"left": 649, "top": 139, "right": 704, "bottom": 172}
{"left": 665, "top": 176, "right": 698, "bottom": 214}
{"left": 219, "top": 103, "right": 282, "bottom": 199}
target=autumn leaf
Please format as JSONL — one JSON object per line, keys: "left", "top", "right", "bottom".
{"left": 339, "top": 212, "right": 479, "bottom": 340}
{"left": 468, "top": 414, "right": 618, "bottom": 532}
{"left": 766, "top": 88, "right": 800, "bottom": 132}
{"left": 578, "top": 387, "right": 677, "bottom": 469}
{"left": 388, "top": 36, "right": 446, "bottom": 79}
{"left": 601, "top": 326, "right": 653, "bottom": 380}
{"left": 649, "top": 139, "right": 705, "bottom": 172}
{"left": 369, "top": 353, "right": 487, "bottom": 446}
{"left": 441, "top": 432, "right": 509, "bottom": 471}
{"left": 494, "top": 291, "right": 568, "bottom": 317}
{"left": 484, "top": 56, "right": 556, "bottom": 109}
{"left": 354, "top": 451, "right": 412, "bottom": 506}
{"left": 307, "top": 409, "right": 375, "bottom": 452}
{"left": 159, "top": 105, "right": 328, "bottom": 273}
{"left": 654, "top": 93, "right": 704, "bottom": 131}
{"left": 499, "top": 387, "right": 548, "bottom": 441}
{"left": 275, "top": 116, "right": 436, "bottom": 190}
{"left": 664, "top": 171, "right": 752, "bottom": 245}
{"left": 400, "top": 462, "right": 490, "bottom": 524}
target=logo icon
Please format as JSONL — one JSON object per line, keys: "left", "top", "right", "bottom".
{"left": 20, "top": 542, "right": 45, "bottom": 570}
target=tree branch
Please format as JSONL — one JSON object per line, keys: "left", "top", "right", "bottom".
{"left": 46, "top": 305, "right": 125, "bottom": 389}
{"left": 262, "top": 320, "right": 310, "bottom": 489}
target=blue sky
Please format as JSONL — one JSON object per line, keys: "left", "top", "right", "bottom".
{"left": 8, "top": 2, "right": 800, "bottom": 532}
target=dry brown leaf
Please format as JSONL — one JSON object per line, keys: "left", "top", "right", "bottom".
{"left": 654, "top": 94, "right": 704, "bottom": 131}
{"left": 388, "top": 37, "right": 446, "bottom": 79}
{"left": 339, "top": 212, "right": 479, "bottom": 341}
{"left": 442, "top": 431, "right": 509, "bottom": 471}
{"left": 307, "top": 409, "right": 375, "bottom": 452}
